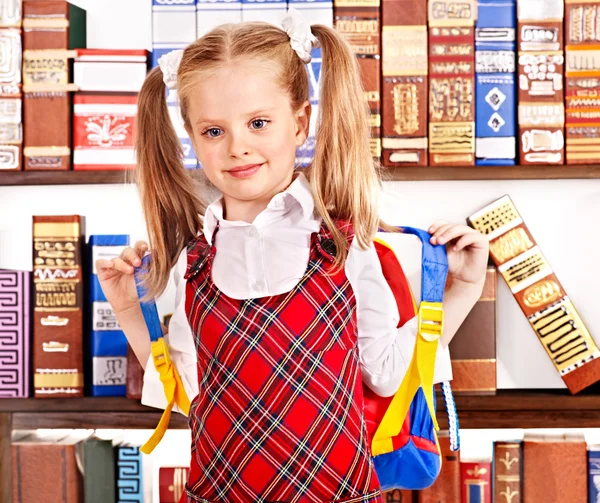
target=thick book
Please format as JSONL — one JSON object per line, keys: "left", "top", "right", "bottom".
{"left": 418, "top": 434, "right": 461, "bottom": 502}
{"left": 589, "top": 446, "right": 600, "bottom": 503}
{"left": 564, "top": 1, "right": 600, "bottom": 164}
{"left": 83, "top": 438, "right": 116, "bottom": 503}
{"left": 523, "top": 433, "right": 587, "bottom": 502}
{"left": 32, "top": 215, "right": 85, "bottom": 397}
{"left": 381, "top": 0, "right": 428, "bottom": 167}
{"left": 159, "top": 467, "right": 190, "bottom": 503}
{"left": 517, "top": 0, "right": 565, "bottom": 164}
{"left": 22, "top": 0, "right": 86, "bottom": 171}
{"left": 428, "top": 0, "right": 476, "bottom": 166}
{"left": 493, "top": 441, "right": 522, "bottom": 503}
{"left": 449, "top": 266, "right": 497, "bottom": 394}
{"left": 12, "top": 431, "right": 88, "bottom": 502}
{"left": 468, "top": 196, "right": 600, "bottom": 394}
{"left": 461, "top": 461, "right": 492, "bottom": 503}
{"left": 87, "top": 235, "right": 130, "bottom": 396}
{"left": 0, "top": 269, "right": 30, "bottom": 397}
{"left": 475, "top": 0, "right": 517, "bottom": 166}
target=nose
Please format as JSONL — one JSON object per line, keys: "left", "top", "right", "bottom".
{"left": 228, "top": 130, "right": 252, "bottom": 158}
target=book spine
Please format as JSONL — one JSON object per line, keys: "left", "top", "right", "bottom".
{"left": 32, "top": 215, "right": 84, "bottom": 397}
{"left": 381, "top": 0, "right": 428, "bottom": 167}
{"left": 159, "top": 467, "right": 190, "bottom": 503}
{"left": 428, "top": 0, "right": 477, "bottom": 167}
{"left": 564, "top": 1, "right": 600, "bottom": 164}
{"left": 517, "top": 0, "right": 565, "bottom": 164}
{"left": 0, "top": 270, "right": 30, "bottom": 397}
{"left": 196, "top": 0, "right": 242, "bottom": 38}
{"left": 242, "top": 0, "right": 287, "bottom": 23}
{"left": 117, "top": 446, "right": 144, "bottom": 503}
{"left": 461, "top": 461, "right": 492, "bottom": 503}
{"left": 419, "top": 435, "right": 461, "bottom": 502}
{"left": 493, "top": 441, "right": 522, "bottom": 503}
{"left": 588, "top": 449, "right": 600, "bottom": 503}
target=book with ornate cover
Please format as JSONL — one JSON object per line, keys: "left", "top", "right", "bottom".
{"left": 381, "top": 0, "right": 428, "bottom": 167}
{"left": 197, "top": 0, "right": 242, "bottom": 38}
{"left": 0, "top": 0, "right": 22, "bottom": 171}
{"left": 152, "top": 0, "right": 196, "bottom": 68}
{"left": 428, "top": 0, "right": 476, "bottom": 167}
{"left": 523, "top": 433, "right": 587, "bottom": 502}
{"left": 0, "top": 269, "right": 30, "bottom": 397}
{"left": 88, "top": 235, "right": 130, "bottom": 396}
{"left": 461, "top": 461, "right": 492, "bottom": 503}
{"left": 475, "top": 0, "right": 517, "bottom": 166}
{"left": 418, "top": 434, "right": 461, "bottom": 502}
{"left": 22, "top": 0, "right": 86, "bottom": 171}
{"left": 449, "top": 266, "right": 497, "bottom": 394}
{"left": 334, "top": 0, "right": 381, "bottom": 161}
{"left": 116, "top": 445, "right": 144, "bottom": 503}
{"left": 493, "top": 441, "right": 522, "bottom": 503}
{"left": 564, "top": 0, "right": 600, "bottom": 164}
{"left": 517, "top": 0, "right": 565, "bottom": 165}
{"left": 83, "top": 437, "right": 116, "bottom": 503}
{"left": 588, "top": 446, "right": 600, "bottom": 503}
{"left": 32, "top": 215, "right": 85, "bottom": 398}
{"left": 11, "top": 431, "right": 88, "bottom": 502}
{"left": 468, "top": 195, "right": 600, "bottom": 394}
{"left": 159, "top": 467, "right": 190, "bottom": 503}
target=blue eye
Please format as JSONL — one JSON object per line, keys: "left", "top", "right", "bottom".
{"left": 204, "top": 128, "right": 222, "bottom": 138}
{"left": 251, "top": 119, "right": 270, "bottom": 130}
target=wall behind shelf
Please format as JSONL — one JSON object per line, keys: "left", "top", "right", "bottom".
{"left": 2, "top": 0, "right": 600, "bottom": 390}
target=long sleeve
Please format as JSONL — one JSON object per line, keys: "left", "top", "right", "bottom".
{"left": 141, "top": 248, "right": 199, "bottom": 413}
{"left": 346, "top": 237, "right": 453, "bottom": 398}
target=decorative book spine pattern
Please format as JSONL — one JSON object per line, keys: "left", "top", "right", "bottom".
{"left": 117, "top": 446, "right": 144, "bottom": 503}
{"left": 493, "top": 441, "right": 522, "bottom": 503}
{"left": 461, "top": 461, "right": 492, "bottom": 503}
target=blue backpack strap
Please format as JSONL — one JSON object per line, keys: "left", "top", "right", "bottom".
{"left": 134, "top": 254, "right": 163, "bottom": 342}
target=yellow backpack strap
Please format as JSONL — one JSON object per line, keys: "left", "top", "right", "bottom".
{"left": 141, "top": 338, "right": 191, "bottom": 454}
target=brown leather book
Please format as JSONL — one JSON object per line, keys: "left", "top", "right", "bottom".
{"left": 0, "top": 2, "right": 22, "bottom": 171}
{"left": 461, "top": 460, "right": 492, "bottom": 503}
{"left": 468, "top": 195, "right": 600, "bottom": 394}
{"left": 564, "top": 1, "right": 600, "bottom": 164}
{"left": 493, "top": 441, "right": 522, "bottom": 503}
{"left": 449, "top": 266, "right": 497, "bottom": 394}
{"left": 333, "top": 0, "right": 381, "bottom": 161}
{"left": 381, "top": 0, "right": 428, "bottom": 167}
{"left": 517, "top": 0, "right": 565, "bottom": 165}
{"left": 126, "top": 344, "right": 144, "bottom": 400}
{"left": 383, "top": 489, "right": 414, "bottom": 502}
{"left": 428, "top": 0, "right": 476, "bottom": 167}
{"left": 12, "top": 431, "right": 86, "bottom": 502}
{"left": 523, "top": 433, "right": 586, "bottom": 502}
{"left": 22, "top": 1, "right": 86, "bottom": 171}
{"left": 32, "top": 215, "right": 85, "bottom": 397}
{"left": 418, "top": 434, "right": 461, "bottom": 503}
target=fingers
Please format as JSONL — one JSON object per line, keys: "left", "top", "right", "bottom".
{"left": 133, "top": 241, "right": 149, "bottom": 261}
{"left": 111, "top": 257, "right": 136, "bottom": 275}
{"left": 120, "top": 242, "right": 148, "bottom": 268}
{"left": 453, "top": 232, "right": 485, "bottom": 251}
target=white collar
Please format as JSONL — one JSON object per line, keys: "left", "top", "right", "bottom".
{"left": 202, "top": 172, "right": 315, "bottom": 244}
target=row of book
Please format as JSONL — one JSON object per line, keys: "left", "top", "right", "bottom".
{"left": 12, "top": 429, "right": 600, "bottom": 502}
{"left": 2, "top": 192, "right": 600, "bottom": 398}
{"left": 3, "top": 0, "right": 600, "bottom": 173}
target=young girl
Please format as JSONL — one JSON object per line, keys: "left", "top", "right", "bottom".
{"left": 97, "top": 9, "right": 489, "bottom": 503}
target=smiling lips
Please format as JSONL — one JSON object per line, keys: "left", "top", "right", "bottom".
{"left": 227, "top": 163, "right": 263, "bottom": 178}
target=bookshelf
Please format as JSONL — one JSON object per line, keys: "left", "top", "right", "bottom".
{"left": 2, "top": 165, "right": 600, "bottom": 185}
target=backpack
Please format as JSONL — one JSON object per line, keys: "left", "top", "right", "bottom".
{"left": 135, "top": 227, "right": 460, "bottom": 490}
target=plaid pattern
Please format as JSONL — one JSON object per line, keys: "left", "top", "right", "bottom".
{"left": 182, "top": 224, "right": 382, "bottom": 503}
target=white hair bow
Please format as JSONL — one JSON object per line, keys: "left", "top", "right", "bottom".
{"left": 158, "top": 49, "right": 184, "bottom": 90}
{"left": 282, "top": 8, "right": 319, "bottom": 64}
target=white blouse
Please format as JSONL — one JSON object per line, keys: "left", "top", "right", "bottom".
{"left": 141, "top": 173, "right": 452, "bottom": 412}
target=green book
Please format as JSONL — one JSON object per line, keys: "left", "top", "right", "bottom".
{"left": 83, "top": 438, "right": 116, "bottom": 503}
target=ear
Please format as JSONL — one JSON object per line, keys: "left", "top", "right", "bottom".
{"left": 294, "top": 100, "right": 311, "bottom": 147}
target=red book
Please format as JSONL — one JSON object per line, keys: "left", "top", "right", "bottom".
{"left": 461, "top": 461, "right": 491, "bottom": 503}
{"left": 159, "top": 467, "right": 190, "bottom": 503}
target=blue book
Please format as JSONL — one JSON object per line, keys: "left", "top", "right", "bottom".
{"left": 88, "top": 235, "right": 130, "bottom": 396}
{"left": 589, "top": 448, "right": 600, "bottom": 503}
{"left": 475, "top": 0, "right": 517, "bottom": 165}
{"left": 116, "top": 445, "right": 144, "bottom": 503}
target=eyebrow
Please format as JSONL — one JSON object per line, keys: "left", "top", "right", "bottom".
{"left": 195, "top": 108, "right": 277, "bottom": 127}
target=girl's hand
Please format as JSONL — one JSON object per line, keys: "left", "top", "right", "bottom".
{"left": 95, "top": 241, "right": 148, "bottom": 315}
{"left": 428, "top": 220, "right": 489, "bottom": 288}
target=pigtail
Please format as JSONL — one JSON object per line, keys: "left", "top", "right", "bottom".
{"left": 309, "top": 25, "right": 384, "bottom": 270}
{"left": 135, "top": 66, "right": 205, "bottom": 300}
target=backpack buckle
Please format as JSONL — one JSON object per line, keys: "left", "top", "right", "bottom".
{"left": 418, "top": 301, "right": 444, "bottom": 342}
{"left": 151, "top": 338, "right": 171, "bottom": 375}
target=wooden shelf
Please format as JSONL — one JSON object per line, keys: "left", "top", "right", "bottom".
{"left": 2, "top": 165, "right": 600, "bottom": 185}
{"left": 2, "top": 390, "right": 600, "bottom": 430}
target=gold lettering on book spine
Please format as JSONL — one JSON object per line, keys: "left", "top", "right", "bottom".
{"left": 489, "top": 227, "right": 533, "bottom": 263}
{"left": 393, "top": 83, "right": 419, "bottom": 135}
{"left": 523, "top": 280, "right": 562, "bottom": 308}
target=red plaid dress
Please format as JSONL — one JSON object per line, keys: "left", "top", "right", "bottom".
{"left": 181, "top": 224, "right": 382, "bottom": 503}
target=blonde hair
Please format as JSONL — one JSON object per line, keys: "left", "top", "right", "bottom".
{"left": 136, "top": 21, "right": 387, "bottom": 299}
